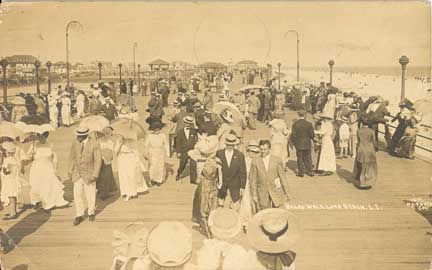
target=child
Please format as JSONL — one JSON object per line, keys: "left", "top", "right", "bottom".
{"left": 338, "top": 117, "right": 350, "bottom": 159}
{"left": 1, "top": 142, "right": 22, "bottom": 220}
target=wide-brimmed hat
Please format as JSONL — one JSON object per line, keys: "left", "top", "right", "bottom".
{"left": 225, "top": 134, "right": 239, "bottom": 145}
{"left": 246, "top": 140, "right": 260, "bottom": 153}
{"left": 220, "top": 109, "right": 234, "bottom": 123}
{"left": 2, "top": 142, "right": 16, "bottom": 153}
{"left": 208, "top": 208, "right": 242, "bottom": 240}
{"left": 112, "top": 222, "right": 149, "bottom": 258}
{"left": 247, "top": 208, "right": 301, "bottom": 253}
{"left": 190, "top": 135, "right": 219, "bottom": 158}
{"left": 75, "top": 126, "right": 90, "bottom": 136}
{"left": 183, "top": 116, "right": 194, "bottom": 126}
{"left": 147, "top": 221, "right": 192, "bottom": 267}
{"left": 374, "top": 96, "right": 384, "bottom": 103}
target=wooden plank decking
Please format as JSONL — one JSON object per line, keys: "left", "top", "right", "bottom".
{"left": 1, "top": 83, "right": 432, "bottom": 270}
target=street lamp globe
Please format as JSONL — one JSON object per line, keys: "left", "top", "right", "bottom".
{"left": 0, "top": 59, "right": 8, "bottom": 69}
{"left": 46, "top": 61, "right": 52, "bottom": 68}
{"left": 34, "top": 60, "right": 41, "bottom": 68}
{"left": 98, "top": 62, "right": 103, "bottom": 68}
{"left": 399, "top": 55, "right": 409, "bottom": 67}
{"left": 328, "top": 60, "right": 335, "bottom": 67}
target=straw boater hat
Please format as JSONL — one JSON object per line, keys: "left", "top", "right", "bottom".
{"left": 2, "top": 142, "right": 16, "bottom": 153}
{"left": 247, "top": 208, "right": 301, "bottom": 254}
{"left": 183, "top": 116, "right": 194, "bottom": 126}
{"left": 225, "top": 134, "right": 239, "bottom": 146}
{"left": 340, "top": 116, "right": 349, "bottom": 123}
{"left": 220, "top": 109, "right": 234, "bottom": 123}
{"left": 75, "top": 126, "right": 90, "bottom": 137}
{"left": 147, "top": 221, "right": 192, "bottom": 267}
{"left": 246, "top": 140, "right": 260, "bottom": 153}
{"left": 208, "top": 208, "right": 242, "bottom": 240}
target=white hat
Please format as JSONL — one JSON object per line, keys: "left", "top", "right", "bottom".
{"left": 147, "top": 222, "right": 192, "bottom": 267}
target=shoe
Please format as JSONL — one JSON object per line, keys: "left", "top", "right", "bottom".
{"left": 306, "top": 173, "right": 315, "bottom": 177}
{"left": 296, "top": 174, "right": 304, "bottom": 177}
{"left": 3, "top": 214, "right": 17, "bottom": 220}
{"left": 176, "top": 175, "right": 181, "bottom": 181}
{"left": 73, "top": 216, "right": 84, "bottom": 226}
{"left": 88, "top": 214, "right": 95, "bottom": 222}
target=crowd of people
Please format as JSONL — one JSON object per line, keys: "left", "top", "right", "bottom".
{"left": 0, "top": 69, "right": 427, "bottom": 269}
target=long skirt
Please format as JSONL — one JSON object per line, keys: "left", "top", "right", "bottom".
{"left": 97, "top": 163, "right": 117, "bottom": 198}
{"left": 192, "top": 179, "right": 218, "bottom": 223}
{"left": 353, "top": 160, "right": 377, "bottom": 188}
{"left": 239, "top": 179, "right": 254, "bottom": 226}
{"left": 317, "top": 135, "right": 336, "bottom": 172}
{"left": 29, "top": 161, "right": 69, "bottom": 209}
{"left": 148, "top": 148, "right": 166, "bottom": 184}
{"left": 117, "top": 153, "right": 147, "bottom": 197}
{"left": 395, "top": 134, "right": 416, "bottom": 159}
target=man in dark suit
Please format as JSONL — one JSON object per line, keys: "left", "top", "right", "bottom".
{"left": 216, "top": 134, "right": 247, "bottom": 210}
{"left": 175, "top": 116, "right": 198, "bottom": 182}
{"left": 290, "top": 110, "right": 315, "bottom": 177}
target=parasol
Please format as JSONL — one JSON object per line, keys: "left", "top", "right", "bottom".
{"left": 214, "top": 101, "right": 243, "bottom": 123}
{"left": 80, "top": 115, "right": 110, "bottom": 132}
{"left": 15, "top": 122, "right": 55, "bottom": 134}
{"left": 239, "top": 85, "right": 267, "bottom": 92}
{"left": 0, "top": 121, "right": 25, "bottom": 140}
{"left": 111, "top": 118, "right": 146, "bottom": 140}
{"left": 9, "top": 96, "right": 26, "bottom": 106}
{"left": 20, "top": 114, "right": 50, "bottom": 125}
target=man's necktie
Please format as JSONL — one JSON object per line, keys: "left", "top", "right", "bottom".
{"left": 80, "top": 142, "right": 84, "bottom": 154}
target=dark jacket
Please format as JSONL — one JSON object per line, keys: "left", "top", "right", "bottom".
{"left": 216, "top": 149, "right": 247, "bottom": 188}
{"left": 291, "top": 118, "right": 315, "bottom": 150}
{"left": 175, "top": 128, "right": 198, "bottom": 153}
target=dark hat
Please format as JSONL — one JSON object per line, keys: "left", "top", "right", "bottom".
{"left": 183, "top": 116, "right": 194, "bottom": 125}
{"left": 298, "top": 110, "right": 307, "bottom": 117}
{"left": 149, "top": 120, "right": 163, "bottom": 131}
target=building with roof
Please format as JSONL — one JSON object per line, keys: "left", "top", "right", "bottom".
{"left": 198, "top": 62, "right": 227, "bottom": 73}
{"left": 149, "top": 59, "right": 170, "bottom": 71}
{"left": 236, "top": 60, "right": 259, "bottom": 70}
{"left": 171, "top": 61, "right": 194, "bottom": 71}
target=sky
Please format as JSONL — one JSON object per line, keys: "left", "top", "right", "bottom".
{"left": 0, "top": 1, "right": 430, "bottom": 68}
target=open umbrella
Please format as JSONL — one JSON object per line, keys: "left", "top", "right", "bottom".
{"left": 111, "top": 118, "right": 146, "bottom": 140}
{"left": 239, "top": 85, "right": 267, "bottom": 93}
{"left": 0, "top": 122, "right": 25, "bottom": 140}
{"left": 80, "top": 115, "right": 110, "bottom": 132}
{"left": 20, "top": 114, "right": 50, "bottom": 125}
{"left": 15, "top": 121, "right": 55, "bottom": 134}
{"left": 214, "top": 101, "right": 243, "bottom": 123}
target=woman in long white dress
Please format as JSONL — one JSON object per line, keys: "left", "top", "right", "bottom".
{"left": 75, "top": 90, "right": 86, "bottom": 119}
{"left": 144, "top": 121, "right": 169, "bottom": 186}
{"left": 115, "top": 137, "right": 148, "bottom": 201}
{"left": 61, "top": 94, "right": 74, "bottom": 127}
{"left": 27, "top": 132, "right": 69, "bottom": 211}
{"left": 239, "top": 140, "right": 260, "bottom": 231}
{"left": 48, "top": 95, "right": 58, "bottom": 128}
{"left": 269, "top": 119, "right": 289, "bottom": 166}
{"left": 316, "top": 115, "right": 337, "bottom": 175}
{"left": 322, "top": 93, "right": 337, "bottom": 120}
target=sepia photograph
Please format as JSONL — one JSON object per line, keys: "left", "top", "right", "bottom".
{"left": 0, "top": 1, "right": 431, "bottom": 269}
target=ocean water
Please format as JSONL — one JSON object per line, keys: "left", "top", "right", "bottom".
{"left": 294, "top": 66, "right": 431, "bottom": 78}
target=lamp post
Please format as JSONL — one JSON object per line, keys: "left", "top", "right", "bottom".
{"left": 46, "top": 61, "right": 52, "bottom": 94}
{"left": 328, "top": 59, "right": 335, "bottom": 86}
{"left": 119, "top": 63, "right": 123, "bottom": 84}
{"left": 98, "top": 62, "right": 102, "bottom": 80}
{"left": 399, "top": 55, "right": 409, "bottom": 101}
{"left": 133, "top": 42, "right": 137, "bottom": 82}
{"left": 277, "top": 62, "right": 281, "bottom": 90}
{"left": 284, "top": 30, "right": 300, "bottom": 81}
{"left": 0, "top": 59, "right": 8, "bottom": 104}
{"left": 137, "top": 64, "right": 141, "bottom": 93}
{"left": 34, "top": 60, "right": 41, "bottom": 95}
{"left": 66, "top": 20, "right": 82, "bottom": 89}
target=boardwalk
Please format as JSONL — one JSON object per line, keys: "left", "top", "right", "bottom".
{"left": 1, "top": 82, "right": 432, "bottom": 270}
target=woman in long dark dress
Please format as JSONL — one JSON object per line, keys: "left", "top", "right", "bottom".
{"left": 394, "top": 112, "right": 421, "bottom": 160}
{"left": 389, "top": 107, "right": 410, "bottom": 155}
{"left": 353, "top": 120, "right": 378, "bottom": 190}
{"left": 189, "top": 136, "right": 219, "bottom": 238}
{"left": 97, "top": 127, "right": 118, "bottom": 200}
